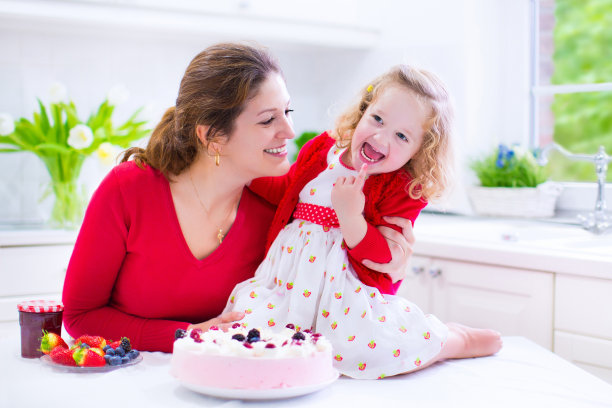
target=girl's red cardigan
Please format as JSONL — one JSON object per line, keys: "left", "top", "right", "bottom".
{"left": 249, "top": 132, "right": 427, "bottom": 295}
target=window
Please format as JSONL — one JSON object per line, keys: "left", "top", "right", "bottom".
{"left": 531, "top": 0, "right": 612, "bottom": 183}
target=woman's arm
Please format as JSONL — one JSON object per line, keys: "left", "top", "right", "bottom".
{"left": 366, "top": 217, "right": 415, "bottom": 283}
{"left": 62, "top": 169, "right": 189, "bottom": 352}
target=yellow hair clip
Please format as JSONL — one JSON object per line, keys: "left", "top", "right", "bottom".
{"left": 366, "top": 84, "right": 374, "bottom": 93}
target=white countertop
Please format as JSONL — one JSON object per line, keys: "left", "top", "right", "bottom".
{"left": 1, "top": 330, "right": 612, "bottom": 408}
{"left": 414, "top": 213, "right": 612, "bottom": 279}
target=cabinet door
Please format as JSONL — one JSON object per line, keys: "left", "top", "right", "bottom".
{"left": 0, "top": 245, "right": 72, "bottom": 322}
{"left": 396, "top": 255, "right": 433, "bottom": 314}
{"left": 431, "top": 259, "right": 554, "bottom": 350}
{"left": 555, "top": 331, "right": 612, "bottom": 384}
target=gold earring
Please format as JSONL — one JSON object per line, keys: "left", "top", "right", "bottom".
{"left": 215, "top": 151, "right": 220, "bottom": 166}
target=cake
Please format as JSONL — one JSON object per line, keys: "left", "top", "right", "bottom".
{"left": 171, "top": 324, "right": 336, "bottom": 389}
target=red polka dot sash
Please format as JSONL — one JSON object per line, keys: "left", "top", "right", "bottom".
{"left": 293, "top": 202, "right": 340, "bottom": 228}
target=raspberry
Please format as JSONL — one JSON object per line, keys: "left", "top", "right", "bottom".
{"left": 265, "top": 343, "right": 276, "bottom": 349}
{"left": 292, "top": 332, "right": 306, "bottom": 341}
{"left": 285, "top": 323, "right": 295, "bottom": 330}
{"left": 175, "top": 329, "right": 187, "bottom": 340}
{"left": 231, "top": 323, "right": 241, "bottom": 329}
{"left": 190, "top": 329, "right": 202, "bottom": 340}
{"left": 209, "top": 326, "right": 219, "bottom": 331}
{"left": 243, "top": 342, "right": 253, "bottom": 349}
{"left": 231, "top": 334, "right": 246, "bottom": 342}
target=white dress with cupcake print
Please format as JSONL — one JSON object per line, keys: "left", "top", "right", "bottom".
{"left": 224, "top": 146, "right": 448, "bottom": 379}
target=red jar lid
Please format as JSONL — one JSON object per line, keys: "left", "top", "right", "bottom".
{"left": 17, "top": 300, "right": 64, "bottom": 313}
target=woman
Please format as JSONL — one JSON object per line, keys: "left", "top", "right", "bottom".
{"left": 62, "top": 43, "right": 414, "bottom": 352}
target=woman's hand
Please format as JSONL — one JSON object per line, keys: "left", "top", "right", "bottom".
{"left": 187, "top": 310, "right": 245, "bottom": 332}
{"left": 362, "top": 216, "right": 415, "bottom": 283}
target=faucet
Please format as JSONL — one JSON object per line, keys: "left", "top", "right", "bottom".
{"left": 537, "top": 143, "right": 611, "bottom": 234}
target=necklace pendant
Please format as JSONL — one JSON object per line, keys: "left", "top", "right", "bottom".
{"left": 217, "top": 229, "right": 224, "bottom": 244}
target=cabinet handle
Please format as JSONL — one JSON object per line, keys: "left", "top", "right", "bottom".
{"left": 412, "top": 266, "right": 425, "bottom": 275}
{"left": 429, "top": 268, "right": 442, "bottom": 278}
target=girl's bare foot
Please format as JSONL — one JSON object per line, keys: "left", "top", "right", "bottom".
{"left": 445, "top": 322, "right": 503, "bottom": 359}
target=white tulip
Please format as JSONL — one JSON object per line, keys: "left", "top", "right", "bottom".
{"left": 107, "top": 84, "right": 129, "bottom": 106}
{"left": 67, "top": 124, "right": 94, "bottom": 150}
{"left": 0, "top": 113, "right": 15, "bottom": 136}
{"left": 49, "top": 82, "right": 68, "bottom": 104}
{"left": 96, "top": 142, "right": 119, "bottom": 166}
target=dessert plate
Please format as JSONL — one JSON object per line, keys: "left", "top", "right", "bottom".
{"left": 40, "top": 354, "right": 142, "bottom": 373}
{"left": 180, "top": 371, "right": 339, "bottom": 400}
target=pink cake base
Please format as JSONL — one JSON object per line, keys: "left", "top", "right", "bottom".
{"left": 171, "top": 350, "right": 335, "bottom": 389}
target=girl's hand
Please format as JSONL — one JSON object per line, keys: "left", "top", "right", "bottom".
{"left": 187, "top": 311, "right": 245, "bottom": 332}
{"left": 363, "top": 216, "right": 415, "bottom": 282}
{"left": 331, "top": 164, "right": 368, "bottom": 220}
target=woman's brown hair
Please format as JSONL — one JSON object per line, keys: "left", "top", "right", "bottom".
{"left": 332, "top": 65, "right": 454, "bottom": 201}
{"left": 121, "top": 42, "right": 281, "bottom": 177}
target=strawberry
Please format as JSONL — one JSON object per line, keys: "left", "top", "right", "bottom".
{"left": 109, "top": 340, "right": 121, "bottom": 349}
{"left": 75, "top": 335, "right": 107, "bottom": 349}
{"left": 73, "top": 346, "right": 106, "bottom": 367}
{"left": 40, "top": 331, "right": 68, "bottom": 354}
{"left": 49, "top": 346, "right": 76, "bottom": 366}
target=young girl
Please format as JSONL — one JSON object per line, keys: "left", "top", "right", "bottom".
{"left": 224, "top": 65, "right": 502, "bottom": 379}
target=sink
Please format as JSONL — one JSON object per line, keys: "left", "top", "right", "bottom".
{"left": 417, "top": 215, "right": 611, "bottom": 256}
{"left": 531, "top": 234, "right": 612, "bottom": 255}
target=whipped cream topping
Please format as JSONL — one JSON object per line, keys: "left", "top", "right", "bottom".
{"left": 173, "top": 326, "right": 331, "bottom": 359}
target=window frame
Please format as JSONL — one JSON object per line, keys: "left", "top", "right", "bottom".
{"left": 529, "top": 0, "right": 612, "bottom": 212}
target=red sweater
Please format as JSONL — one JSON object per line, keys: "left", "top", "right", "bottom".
{"left": 62, "top": 162, "right": 275, "bottom": 352}
{"left": 250, "top": 132, "right": 427, "bottom": 295}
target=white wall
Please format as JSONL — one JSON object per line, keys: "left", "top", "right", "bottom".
{"left": 0, "top": 0, "right": 532, "bottom": 224}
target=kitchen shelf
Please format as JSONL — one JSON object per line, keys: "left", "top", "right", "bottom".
{"left": 0, "top": 0, "right": 381, "bottom": 49}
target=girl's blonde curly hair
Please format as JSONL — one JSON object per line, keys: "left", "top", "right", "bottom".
{"left": 332, "top": 65, "right": 454, "bottom": 201}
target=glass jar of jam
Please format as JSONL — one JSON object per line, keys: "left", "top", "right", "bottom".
{"left": 17, "top": 300, "right": 64, "bottom": 358}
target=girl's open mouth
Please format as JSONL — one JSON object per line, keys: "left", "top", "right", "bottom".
{"left": 360, "top": 142, "right": 385, "bottom": 163}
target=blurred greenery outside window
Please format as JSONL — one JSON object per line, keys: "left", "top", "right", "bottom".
{"left": 533, "top": 0, "right": 612, "bottom": 182}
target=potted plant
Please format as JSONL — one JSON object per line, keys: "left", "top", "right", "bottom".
{"left": 469, "top": 144, "right": 562, "bottom": 217}
{"left": 0, "top": 83, "right": 150, "bottom": 228}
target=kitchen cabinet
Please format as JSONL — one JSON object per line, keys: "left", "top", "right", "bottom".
{"left": 398, "top": 255, "right": 554, "bottom": 350}
{"left": 554, "top": 275, "right": 612, "bottom": 383}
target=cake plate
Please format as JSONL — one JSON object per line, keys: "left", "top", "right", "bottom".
{"left": 180, "top": 371, "right": 339, "bottom": 400}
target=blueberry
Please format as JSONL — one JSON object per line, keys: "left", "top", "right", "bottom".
{"left": 103, "top": 345, "right": 112, "bottom": 352}
{"left": 121, "top": 356, "right": 130, "bottom": 364}
{"left": 292, "top": 332, "right": 306, "bottom": 341}
{"left": 105, "top": 348, "right": 115, "bottom": 356}
{"left": 247, "top": 329, "right": 260, "bottom": 340}
{"left": 231, "top": 334, "right": 246, "bottom": 342}
{"left": 104, "top": 355, "right": 112, "bottom": 364}
{"left": 109, "top": 355, "right": 122, "bottom": 366}
{"left": 127, "top": 350, "right": 140, "bottom": 360}
{"left": 114, "top": 346, "right": 125, "bottom": 357}
{"left": 247, "top": 336, "right": 260, "bottom": 343}
{"left": 175, "top": 329, "right": 187, "bottom": 340}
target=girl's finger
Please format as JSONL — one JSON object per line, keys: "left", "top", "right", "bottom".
{"left": 355, "top": 163, "right": 368, "bottom": 190}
